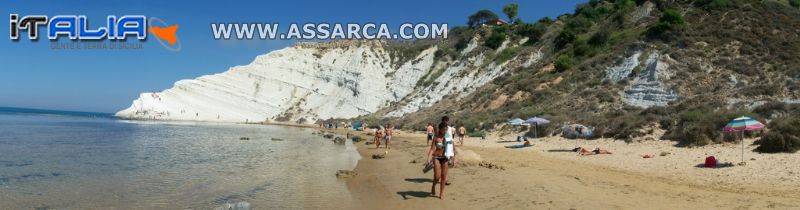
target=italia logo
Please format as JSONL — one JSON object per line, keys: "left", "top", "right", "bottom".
{"left": 9, "top": 14, "right": 180, "bottom": 51}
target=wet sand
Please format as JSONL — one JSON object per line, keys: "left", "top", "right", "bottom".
{"left": 333, "top": 129, "right": 800, "bottom": 210}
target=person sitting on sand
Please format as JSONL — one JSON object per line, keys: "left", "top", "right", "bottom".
{"left": 573, "top": 147, "right": 612, "bottom": 156}
{"left": 523, "top": 139, "right": 531, "bottom": 147}
{"left": 375, "top": 126, "right": 384, "bottom": 149}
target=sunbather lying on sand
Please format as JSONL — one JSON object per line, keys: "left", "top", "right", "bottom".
{"left": 573, "top": 147, "right": 612, "bottom": 156}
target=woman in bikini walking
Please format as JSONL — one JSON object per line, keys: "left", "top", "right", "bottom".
{"left": 426, "top": 116, "right": 453, "bottom": 199}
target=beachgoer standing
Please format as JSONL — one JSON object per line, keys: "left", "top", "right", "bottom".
{"left": 426, "top": 123, "right": 435, "bottom": 146}
{"left": 458, "top": 125, "right": 466, "bottom": 146}
{"left": 375, "top": 126, "right": 384, "bottom": 149}
{"left": 385, "top": 124, "right": 394, "bottom": 149}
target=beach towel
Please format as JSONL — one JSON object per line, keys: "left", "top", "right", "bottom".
{"left": 444, "top": 126, "right": 455, "bottom": 158}
{"left": 505, "top": 145, "right": 532, "bottom": 149}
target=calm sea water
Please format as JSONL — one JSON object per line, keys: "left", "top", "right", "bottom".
{"left": 0, "top": 108, "right": 360, "bottom": 209}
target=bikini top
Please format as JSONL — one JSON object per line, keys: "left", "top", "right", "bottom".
{"left": 434, "top": 139, "right": 452, "bottom": 149}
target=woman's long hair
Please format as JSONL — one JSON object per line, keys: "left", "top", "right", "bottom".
{"left": 436, "top": 116, "right": 449, "bottom": 138}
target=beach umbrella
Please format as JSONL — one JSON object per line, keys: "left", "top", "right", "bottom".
{"left": 507, "top": 118, "right": 525, "bottom": 126}
{"left": 723, "top": 116, "right": 765, "bottom": 163}
{"left": 573, "top": 124, "right": 590, "bottom": 148}
{"left": 525, "top": 117, "right": 550, "bottom": 138}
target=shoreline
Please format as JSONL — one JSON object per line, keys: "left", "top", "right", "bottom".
{"left": 322, "top": 128, "right": 800, "bottom": 209}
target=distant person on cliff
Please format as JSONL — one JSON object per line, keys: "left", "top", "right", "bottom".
{"left": 426, "top": 116, "right": 454, "bottom": 199}
{"left": 426, "top": 123, "right": 435, "bottom": 146}
{"left": 457, "top": 125, "right": 466, "bottom": 146}
{"left": 384, "top": 124, "right": 394, "bottom": 149}
{"left": 374, "top": 126, "right": 384, "bottom": 149}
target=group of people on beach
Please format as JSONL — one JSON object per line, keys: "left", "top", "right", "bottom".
{"left": 373, "top": 124, "right": 394, "bottom": 149}
{"left": 426, "top": 122, "right": 467, "bottom": 147}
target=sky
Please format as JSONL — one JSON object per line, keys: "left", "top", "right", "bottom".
{"left": 0, "top": 0, "right": 587, "bottom": 113}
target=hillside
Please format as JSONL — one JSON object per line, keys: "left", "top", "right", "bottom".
{"left": 368, "top": 0, "right": 800, "bottom": 147}
{"left": 118, "top": 0, "right": 800, "bottom": 149}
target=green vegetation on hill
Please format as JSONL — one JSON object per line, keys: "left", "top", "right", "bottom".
{"left": 369, "top": 0, "right": 800, "bottom": 150}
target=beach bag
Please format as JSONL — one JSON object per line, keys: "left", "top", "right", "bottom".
{"left": 704, "top": 156, "right": 717, "bottom": 168}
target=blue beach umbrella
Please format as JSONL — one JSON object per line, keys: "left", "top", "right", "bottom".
{"left": 507, "top": 118, "right": 525, "bottom": 126}
{"left": 525, "top": 117, "right": 550, "bottom": 138}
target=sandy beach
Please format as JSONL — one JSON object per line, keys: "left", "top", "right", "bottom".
{"left": 327, "top": 128, "right": 800, "bottom": 210}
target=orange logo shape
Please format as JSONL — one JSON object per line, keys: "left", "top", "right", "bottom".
{"left": 147, "top": 17, "right": 181, "bottom": 52}
{"left": 149, "top": 25, "right": 178, "bottom": 45}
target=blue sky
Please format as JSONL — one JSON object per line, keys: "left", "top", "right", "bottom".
{"left": 0, "top": 0, "right": 587, "bottom": 113}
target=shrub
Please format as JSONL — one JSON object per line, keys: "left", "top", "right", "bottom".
{"left": 554, "top": 54, "right": 575, "bottom": 72}
{"left": 670, "top": 110, "right": 739, "bottom": 146}
{"left": 614, "top": 0, "right": 637, "bottom": 10}
{"left": 538, "top": 17, "right": 554, "bottom": 25}
{"left": 566, "top": 16, "right": 594, "bottom": 33}
{"left": 791, "top": 0, "right": 800, "bottom": 8}
{"left": 756, "top": 117, "right": 800, "bottom": 153}
{"left": 495, "top": 47, "right": 517, "bottom": 63}
{"left": 484, "top": 32, "right": 506, "bottom": 49}
{"left": 449, "top": 26, "right": 474, "bottom": 50}
{"left": 554, "top": 28, "right": 577, "bottom": 50}
{"left": 588, "top": 30, "right": 611, "bottom": 46}
{"left": 515, "top": 23, "right": 548, "bottom": 43}
{"left": 695, "top": 0, "right": 734, "bottom": 9}
{"left": 573, "top": 41, "right": 593, "bottom": 57}
{"left": 647, "top": 8, "right": 686, "bottom": 38}
{"left": 659, "top": 9, "right": 685, "bottom": 25}
{"left": 467, "top": 130, "right": 486, "bottom": 138}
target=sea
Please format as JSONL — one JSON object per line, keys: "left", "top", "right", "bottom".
{"left": 0, "top": 107, "right": 360, "bottom": 209}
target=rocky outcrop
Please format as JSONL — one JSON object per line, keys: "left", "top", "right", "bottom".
{"left": 623, "top": 53, "right": 678, "bottom": 108}
{"left": 117, "top": 41, "right": 437, "bottom": 123}
{"left": 117, "top": 38, "right": 538, "bottom": 123}
{"left": 605, "top": 49, "right": 643, "bottom": 82}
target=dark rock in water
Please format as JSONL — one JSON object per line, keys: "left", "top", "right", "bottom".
{"left": 333, "top": 137, "right": 345, "bottom": 145}
{"left": 214, "top": 201, "right": 251, "bottom": 210}
{"left": 351, "top": 136, "right": 363, "bottom": 142}
{"left": 271, "top": 138, "right": 283, "bottom": 141}
{"left": 323, "top": 134, "right": 334, "bottom": 139}
{"left": 239, "top": 137, "right": 250, "bottom": 140}
{"left": 336, "top": 170, "right": 357, "bottom": 178}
